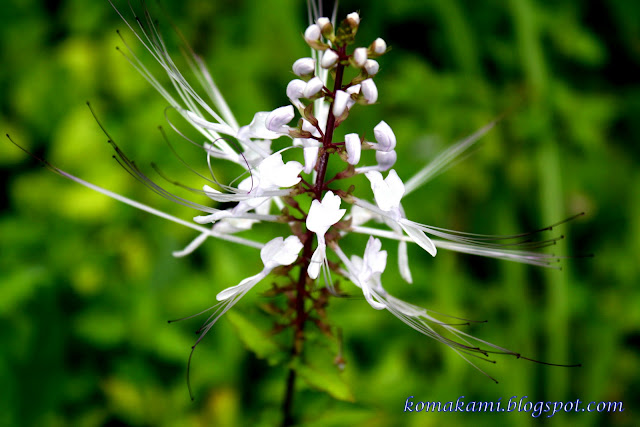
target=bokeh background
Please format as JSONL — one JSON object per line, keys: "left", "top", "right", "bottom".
{"left": 1, "top": 0, "right": 638, "bottom": 426}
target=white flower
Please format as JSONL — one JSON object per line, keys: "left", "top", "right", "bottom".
{"left": 373, "top": 120, "right": 396, "bottom": 152}
{"left": 333, "top": 90, "right": 349, "bottom": 117}
{"left": 332, "top": 239, "right": 516, "bottom": 370}
{"left": 372, "top": 37, "right": 387, "bottom": 55}
{"left": 217, "top": 235, "right": 304, "bottom": 301}
{"left": 364, "top": 59, "right": 379, "bottom": 76}
{"left": 306, "top": 191, "right": 346, "bottom": 279}
{"left": 353, "top": 47, "right": 367, "bottom": 67}
{"left": 195, "top": 152, "right": 302, "bottom": 224}
{"left": 265, "top": 105, "right": 295, "bottom": 134}
{"left": 191, "top": 235, "right": 303, "bottom": 345}
{"left": 292, "top": 57, "right": 315, "bottom": 77}
{"left": 366, "top": 169, "right": 405, "bottom": 213}
{"left": 321, "top": 49, "right": 339, "bottom": 68}
{"left": 254, "top": 152, "right": 303, "bottom": 189}
{"left": 349, "top": 237, "right": 388, "bottom": 309}
{"left": 303, "top": 76, "right": 324, "bottom": 98}
{"left": 345, "top": 133, "right": 361, "bottom": 165}
{"left": 364, "top": 170, "right": 437, "bottom": 256}
{"left": 361, "top": 78, "right": 378, "bottom": 104}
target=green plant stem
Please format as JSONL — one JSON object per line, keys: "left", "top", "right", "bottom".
{"left": 281, "top": 46, "right": 346, "bottom": 427}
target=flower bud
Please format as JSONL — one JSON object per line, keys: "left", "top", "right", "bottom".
{"left": 333, "top": 90, "right": 349, "bottom": 117}
{"left": 301, "top": 118, "right": 318, "bottom": 135}
{"left": 286, "top": 79, "right": 306, "bottom": 109}
{"left": 353, "top": 47, "right": 367, "bottom": 67}
{"left": 316, "top": 17, "right": 333, "bottom": 37}
{"left": 347, "top": 12, "right": 360, "bottom": 27}
{"left": 345, "top": 133, "right": 361, "bottom": 165}
{"left": 304, "top": 24, "right": 321, "bottom": 42}
{"left": 265, "top": 105, "right": 294, "bottom": 133}
{"left": 364, "top": 59, "right": 379, "bottom": 76}
{"left": 292, "top": 57, "right": 315, "bottom": 77}
{"left": 376, "top": 149, "right": 397, "bottom": 171}
{"left": 303, "top": 146, "right": 319, "bottom": 174}
{"left": 374, "top": 120, "right": 396, "bottom": 152}
{"left": 317, "top": 17, "right": 330, "bottom": 29}
{"left": 361, "top": 78, "right": 378, "bottom": 104}
{"left": 346, "top": 84, "right": 361, "bottom": 110}
{"left": 303, "top": 76, "right": 324, "bottom": 98}
{"left": 371, "top": 37, "right": 387, "bottom": 55}
{"left": 320, "top": 49, "right": 339, "bottom": 68}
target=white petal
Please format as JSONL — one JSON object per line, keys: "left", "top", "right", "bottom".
{"left": 216, "top": 271, "right": 267, "bottom": 301}
{"left": 213, "top": 217, "right": 257, "bottom": 234}
{"left": 321, "top": 49, "right": 339, "bottom": 69}
{"left": 364, "top": 59, "right": 379, "bottom": 76}
{"left": 258, "top": 153, "right": 302, "bottom": 189}
{"left": 237, "top": 111, "right": 280, "bottom": 140}
{"left": 304, "top": 24, "right": 321, "bottom": 42}
{"left": 372, "top": 38, "right": 387, "bottom": 55}
{"left": 333, "top": 90, "right": 349, "bottom": 117}
{"left": 303, "top": 77, "right": 324, "bottom": 98}
{"left": 345, "top": 133, "right": 361, "bottom": 165}
{"left": 292, "top": 57, "right": 315, "bottom": 76}
{"left": 375, "top": 149, "right": 397, "bottom": 171}
{"left": 172, "top": 231, "right": 210, "bottom": 258}
{"left": 306, "top": 191, "right": 346, "bottom": 234}
{"left": 344, "top": 84, "right": 361, "bottom": 111}
{"left": 353, "top": 47, "right": 367, "bottom": 67}
{"left": 361, "top": 285, "right": 387, "bottom": 310}
{"left": 398, "top": 240, "right": 413, "bottom": 283}
{"left": 366, "top": 170, "right": 404, "bottom": 212}
{"left": 347, "top": 12, "right": 360, "bottom": 26}
{"left": 271, "top": 161, "right": 303, "bottom": 188}
{"left": 303, "top": 146, "right": 319, "bottom": 174}
{"left": 307, "top": 243, "right": 326, "bottom": 279}
{"left": 265, "top": 105, "right": 294, "bottom": 133}
{"left": 363, "top": 237, "right": 387, "bottom": 275}
{"left": 400, "top": 221, "right": 437, "bottom": 257}
{"left": 346, "top": 84, "right": 361, "bottom": 95}
{"left": 361, "top": 79, "right": 378, "bottom": 104}
{"left": 286, "top": 79, "right": 307, "bottom": 109}
{"left": 316, "top": 17, "right": 331, "bottom": 29}
{"left": 385, "top": 170, "right": 406, "bottom": 198}
{"left": 374, "top": 120, "right": 396, "bottom": 152}
{"left": 260, "top": 235, "right": 303, "bottom": 268}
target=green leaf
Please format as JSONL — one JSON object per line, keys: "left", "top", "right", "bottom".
{"left": 291, "top": 357, "right": 354, "bottom": 402}
{"left": 226, "top": 311, "right": 283, "bottom": 365}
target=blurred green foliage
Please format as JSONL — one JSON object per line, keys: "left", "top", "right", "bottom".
{"left": 1, "top": 0, "right": 639, "bottom": 426}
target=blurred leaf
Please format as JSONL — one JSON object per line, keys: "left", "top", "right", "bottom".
{"left": 291, "top": 357, "right": 355, "bottom": 403}
{"left": 0, "top": 267, "right": 48, "bottom": 314}
{"left": 74, "top": 308, "right": 127, "bottom": 347}
{"left": 226, "top": 310, "right": 283, "bottom": 365}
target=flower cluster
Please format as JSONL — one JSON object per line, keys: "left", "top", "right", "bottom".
{"left": 13, "top": 1, "right": 578, "bottom": 393}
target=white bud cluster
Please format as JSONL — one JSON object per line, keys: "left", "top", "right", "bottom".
{"left": 294, "top": 11, "right": 394, "bottom": 173}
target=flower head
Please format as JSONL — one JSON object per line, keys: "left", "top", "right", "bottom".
{"left": 307, "top": 191, "right": 346, "bottom": 279}
{"left": 11, "top": 3, "right": 582, "bottom": 404}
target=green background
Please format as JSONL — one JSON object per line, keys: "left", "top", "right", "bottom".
{"left": 1, "top": 0, "right": 638, "bottom": 425}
